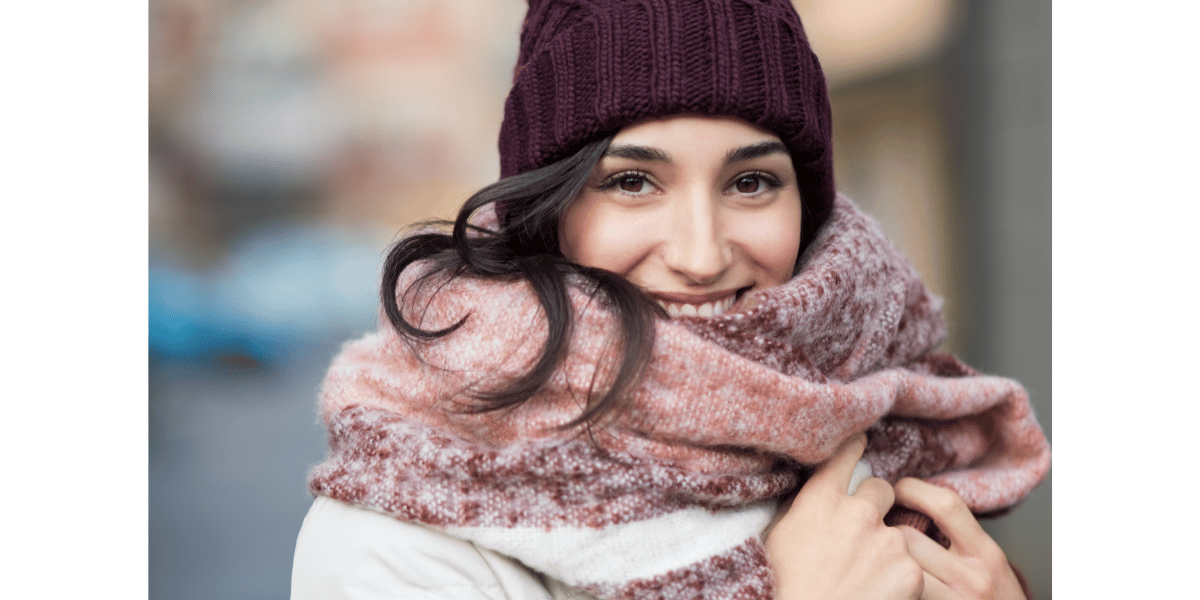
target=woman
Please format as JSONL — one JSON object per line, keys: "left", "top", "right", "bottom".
{"left": 292, "top": 1, "right": 1049, "bottom": 599}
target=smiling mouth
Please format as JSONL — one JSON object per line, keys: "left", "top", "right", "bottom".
{"left": 652, "top": 288, "right": 749, "bottom": 318}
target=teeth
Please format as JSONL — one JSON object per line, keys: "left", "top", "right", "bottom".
{"left": 656, "top": 295, "right": 736, "bottom": 318}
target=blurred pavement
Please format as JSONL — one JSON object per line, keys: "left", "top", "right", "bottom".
{"left": 149, "top": 343, "right": 344, "bottom": 600}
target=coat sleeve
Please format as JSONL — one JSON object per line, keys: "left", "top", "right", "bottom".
{"left": 291, "top": 496, "right": 600, "bottom": 600}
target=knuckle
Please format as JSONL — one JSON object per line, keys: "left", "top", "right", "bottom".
{"left": 899, "top": 558, "right": 924, "bottom": 594}
{"left": 979, "top": 540, "right": 1008, "bottom": 566}
{"left": 885, "top": 526, "right": 909, "bottom": 550}
{"left": 963, "top": 569, "right": 994, "bottom": 596}
{"left": 930, "top": 488, "right": 966, "bottom": 518}
{"left": 847, "top": 498, "right": 882, "bottom": 524}
{"left": 867, "top": 477, "right": 896, "bottom": 504}
{"left": 980, "top": 537, "right": 1006, "bottom": 561}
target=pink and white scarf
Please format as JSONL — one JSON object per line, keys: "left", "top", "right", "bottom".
{"left": 307, "top": 195, "right": 1050, "bottom": 599}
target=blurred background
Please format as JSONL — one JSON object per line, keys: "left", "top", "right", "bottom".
{"left": 148, "top": 0, "right": 1050, "bottom": 598}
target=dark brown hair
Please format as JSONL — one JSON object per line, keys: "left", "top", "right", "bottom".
{"left": 380, "top": 136, "right": 663, "bottom": 427}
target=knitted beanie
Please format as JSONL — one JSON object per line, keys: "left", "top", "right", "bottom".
{"left": 497, "top": 0, "right": 836, "bottom": 235}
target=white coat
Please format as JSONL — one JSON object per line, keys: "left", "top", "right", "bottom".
{"left": 291, "top": 496, "right": 601, "bottom": 600}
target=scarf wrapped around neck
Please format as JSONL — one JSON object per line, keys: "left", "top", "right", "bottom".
{"left": 307, "top": 195, "right": 1050, "bottom": 600}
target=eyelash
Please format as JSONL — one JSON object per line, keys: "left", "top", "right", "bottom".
{"left": 597, "top": 170, "right": 655, "bottom": 194}
{"left": 594, "top": 170, "right": 784, "bottom": 197}
{"left": 728, "top": 171, "right": 782, "bottom": 195}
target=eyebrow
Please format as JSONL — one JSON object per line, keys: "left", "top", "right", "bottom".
{"left": 603, "top": 145, "right": 671, "bottom": 162}
{"left": 724, "top": 141, "right": 789, "bottom": 164}
{"left": 602, "top": 140, "right": 789, "bottom": 165}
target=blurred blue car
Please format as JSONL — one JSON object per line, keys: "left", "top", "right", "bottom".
{"left": 150, "top": 224, "right": 386, "bottom": 367}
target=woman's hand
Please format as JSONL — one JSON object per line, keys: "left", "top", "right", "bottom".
{"left": 892, "top": 478, "right": 1027, "bottom": 600}
{"left": 765, "top": 434, "right": 923, "bottom": 600}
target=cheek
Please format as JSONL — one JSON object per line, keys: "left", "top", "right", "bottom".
{"left": 745, "top": 198, "right": 802, "bottom": 286}
{"left": 559, "top": 197, "right": 651, "bottom": 275}
{"left": 759, "top": 232, "right": 801, "bottom": 284}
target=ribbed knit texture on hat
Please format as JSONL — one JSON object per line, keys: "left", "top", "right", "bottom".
{"left": 498, "top": 0, "right": 836, "bottom": 229}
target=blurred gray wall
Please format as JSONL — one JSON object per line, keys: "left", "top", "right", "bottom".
{"left": 952, "top": 0, "right": 1052, "bottom": 596}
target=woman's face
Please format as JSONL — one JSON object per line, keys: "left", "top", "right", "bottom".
{"left": 559, "top": 115, "right": 802, "bottom": 317}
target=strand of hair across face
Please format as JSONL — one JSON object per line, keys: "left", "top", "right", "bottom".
{"left": 379, "top": 137, "right": 661, "bottom": 428}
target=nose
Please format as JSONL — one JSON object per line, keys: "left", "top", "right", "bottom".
{"left": 662, "top": 189, "right": 732, "bottom": 285}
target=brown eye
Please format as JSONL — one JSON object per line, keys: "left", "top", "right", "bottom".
{"left": 619, "top": 175, "right": 647, "bottom": 193}
{"left": 734, "top": 176, "right": 762, "bottom": 194}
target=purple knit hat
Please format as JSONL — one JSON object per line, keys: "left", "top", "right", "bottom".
{"left": 498, "top": 0, "right": 836, "bottom": 234}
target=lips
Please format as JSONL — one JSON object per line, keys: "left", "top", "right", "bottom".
{"left": 650, "top": 287, "right": 748, "bottom": 318}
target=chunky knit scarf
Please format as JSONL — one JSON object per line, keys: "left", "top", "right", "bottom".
{"left": 307, "top": 195, "right": 1050, "bottom": 600}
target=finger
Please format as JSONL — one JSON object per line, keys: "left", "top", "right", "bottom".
{"left": 897, "top": 525, "right": 955, "bottom": 585}
{"left": 894, "top": 478, "right": 988, "bottom": 556}
{"left": 807, "top": 433, "right": 867, "bottom": 492}
{"left": 918, "top": 569, "right": 958, "bottom": 600}
{"left": 852, "top": 476, "right": 896, "bottom": 517}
